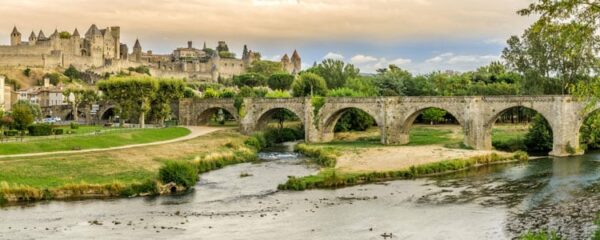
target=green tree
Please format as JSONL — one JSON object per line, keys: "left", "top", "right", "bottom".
{"left": 291, "top": 72, "right": 328, "bottom": 97}
{"left": 267, "top": 72, "right": 295, "bottom": 90}
{"left": 64, "top": 65, "right": 81, "bottom": 80}
{"left": 23, "top": 67, "right": 31, "bottom": 77}
{"left": 98, "top": 77, "right": 159, "bottom": 128}
{"left": 373, "top": 65, "right": 411, "bottom": 96}
{"left": 421, "top": 108, "right": 447, "bottom": 125}
{"left": 150, "top": 79, "right": 186, "bottom": 126}
{"left": 306, "top": 59, "right": 359, "bottom": 89}
{"left": 63, "top": 87, "right": 98, "bottom": 123}
{"left": 59, "top": 31, "right": 71, "bottom": 39}
{"left": 233, "top": 73, "right": 267, "bottom": 87}
{"left": 247, "top": 60, "right": 283, "bottom": 77}
{"left": 344, "top": 77, "right": 378, "bottom": 96}
{"left": 11, "top": 100, "right": 39, "bottom": 134}
{"left": 524, "top": 114, "right": 553, "bottom": 152}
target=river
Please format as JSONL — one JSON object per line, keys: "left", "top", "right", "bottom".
{"left": 1, "top": 145, "right": 600, "bottom": 240}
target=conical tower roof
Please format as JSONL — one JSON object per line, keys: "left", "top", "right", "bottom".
{"left": 38, "top": 30, "right": 46, "bottom": 39}
{"left": 85, "top": 24, "right": 101, "bottom": 37}
{"left": 29, "top": 31, "right": 36, "bottom": 39}
{"left": 281, "top": 54, "right": 290, "bottom": 62}
{"left": 11, "top": 26, "right": 20, "bottom": 35}
{"left": 50, "top": 29, "right": 59, "bottom": 38}
{"left": 291, "top": 50, "right": 301, "bottom": 61}
{"left": 133, "top": 38, "right": 141, "bottom": 49}
{"left": 73, "top": 28, "right": 80, "bottom": 37}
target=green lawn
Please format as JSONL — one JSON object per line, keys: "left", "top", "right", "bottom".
{"left": 0, "top": 127, "right": 190, "bottom": 155}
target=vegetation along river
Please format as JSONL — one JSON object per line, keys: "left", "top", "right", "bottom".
{"left": 1, "top": 144, "right": 600, "bottom": 239}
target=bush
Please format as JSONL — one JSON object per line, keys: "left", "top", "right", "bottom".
{"left": 203, "top": 88, "right": 220, "bottom": 99}
{"left": 158, "top": 161, "right": 198, "bottom": 188}
{"left": 5, "top": 130, "right": 18, "bottom": 136}
{"left": 263, "top": 128, "right": 304, "bottom": 145}
{"left": 267, "top": 72, "right": 295, "bottom": 90}
{"left": 244, "top": 132, "right": 268, "bottom": 150}
{"left": 524, "top": 114, "right": 553, "bottom": 153}
{"left": 219, "top": 88, "right": 237, "bottom": 98}
{"left": 52, "top": 128, "right": 64, "bottom": 135}
{"left": 233, "top": 73, "right": 267, "bottom": 87}
{"left": 70, "top": 122, "right": 79, "bottom": 129}
{"left": 265, "top": 90, "right": 292, "bottom": 98}
{"left": 292, "top": 72, "right": 328, "bottom": 97}
{"left": 27, "top": 124, "right": 53, "bottom": 136}
{"left": 334, "top": 109, "right": 375, "bottom": 132}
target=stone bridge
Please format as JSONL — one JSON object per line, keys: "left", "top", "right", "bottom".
{"left": 179, "top": 96, "right": 600, "bottom": 157}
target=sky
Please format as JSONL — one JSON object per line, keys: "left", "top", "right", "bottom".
{"left": 0, "top": 0, "right": 535, "bottom": 74}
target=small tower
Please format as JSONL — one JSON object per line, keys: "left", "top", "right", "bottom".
{"left": 10, "top": 26, "right": 21, "bottom": 46}
{"left": 50, "top": 29, "right": 59, "bottom": 39}
{"left": 242, "top": 45, "right": 249, "bottom": 60}
{"left": 291, "top": 50, "right": 301, "bottom": 75}
{"left": 38, "top": 30, "right": 46, "bottom": 40}
{"left": 133, "top": 38, "right": 142, "bottom": 62}
{"left": 72, "top": 28, "right": 80, "bottom": 38}
{"left": 281, "top": 54, "right": 291, "bottom": 73}
{"left": 28, "top": 31, "right": 37, "bottom": 45}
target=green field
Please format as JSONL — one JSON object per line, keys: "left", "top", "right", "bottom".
{"left": 0, "top": 127, "right": 191, "bottom": 155}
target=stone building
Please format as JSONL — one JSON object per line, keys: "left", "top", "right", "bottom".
{"left": 132, "top": 39, "right": 301, "bottom": 81}
{"left": 15, "top": 78, "right": 66, "bottom": 108}
{"left": 0, "top": 24, "right": 124, "bottom": 69}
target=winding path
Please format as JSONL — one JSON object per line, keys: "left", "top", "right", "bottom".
{"left": 0, "top": 126, "right": 223, "bottom": 159}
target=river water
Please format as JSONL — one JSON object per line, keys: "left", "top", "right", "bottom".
{"left": 1, "top": 145, "right": 600, "bottom": 240}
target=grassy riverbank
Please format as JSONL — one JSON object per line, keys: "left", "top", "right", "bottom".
{"left": 0, "top": 127, "right": 191, "bottom": 155}
{"left": 279, "top": 125, "right": 529, "bottom": 191}
{"left": 0, "top": 129, "right": 259, "bottom": 204}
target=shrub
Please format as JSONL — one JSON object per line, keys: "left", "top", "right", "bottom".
{"left": 244, "top": 132, "right": 268, "bottom": 150}
{"left": 524, "top": 114, "right": 553, "bottom": 152}
{"left": 265, "top": 90, "right": 292, "bottom": 98}
{"left": 267, "top": 72, "right": 295, "bottom": 90}
{"left": 52, "top": 128, "right": 64, "bottom": 135}
{"left": 27, "top": 124, "right": 53, "bottom": 136}
{"left": 4, "top": 130, "right": 18, "bottom": 136}
{"left": 158, "top": 161, "right": 198, "bottom": 188}
{"left": 203, "top": 88, "right": 220, "bottom": 99}
{"left": 219, "top": 88, "right": 237, "bottom": 98}
{"left": 292, "top": 72, "right": 328, "bottom": 97}
{"left": 70, "top": 122, "right": 79, "bottom": 129}
{"left": 253, "top": 87, "right": 269, "bottom": 97}
{"left": 233, "top": 73, "right": 267, "bottom": 87}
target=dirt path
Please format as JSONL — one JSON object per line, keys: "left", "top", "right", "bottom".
{"left": 0, "top": 126, "right": 223, "bottom": 159}
{"left": 336, "top": 145, "right": 511, "bottom": 172}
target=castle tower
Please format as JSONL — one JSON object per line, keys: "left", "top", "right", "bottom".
{"left": 242, "top": 45, "right": 249, "bottom": 60}
{"left": 281, "top": 54, "right": 291, "bottom": 73}
{"left": 110, "top": 26, "right": 121, "bottom": 59}
{"left": 291, "top": 50, "right": 301, "bottom": 75}
{"left": 133, "top": 38, "right": 142, "bottom": 62}
{"left": 28, "top": 31, "right": 37, "bottom": 45}
{"left": 72, "top": 28, "right": 81, "bottom": 56}
{"left": 10, "top": 26, "right": 21, "bottom": 46}
{"left": 210, "top": 51, "right": 220, "bottom": 82}
{"left": 0, "top": 75, "right": 5, "bottom": 110}
{"left": 38, "top": 30, "right": 46, "bottom": 40}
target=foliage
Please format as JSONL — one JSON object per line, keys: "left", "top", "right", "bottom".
{"left": 421, "top": 108, "right": 447, "bottom": 124}
{"left": 267, "top": 72, "right": 295, "bottom": 90}
{"left": 64, "top": 65, "right": 81, "bottom": 80}
{"left": 97, "top": 76, "right": 159, "bottom": 127}
{"left": 149, "top": 79, "right": 186, "bottom": 125}
{"left": 127, "top": 66, "right": 151, "bottom": 75}
{"left": 233, "top": 73, "right": 267, "bottom": 87}
{"left": 158, "top": 161, "right": 198, "bottom": 188}
{"left": 334, "top": 109, "right": 375, "bottom": 132}
{"left": 247, "top": 60, "right": 283, "bottom": 77}
{"left": 524, "top": 114, "right": 553, "bottom": 153}
{"left": 265, "top": 89, "right": 292, "bottom": 98}
{"left": 291, "top": 72, "right": 328, "bottom": 97}
{"left": 43, "top": 72, "right": 68, "bottom": 85}
{"left": 63, "top": 86, "right": 99, "bottom": 122}
{"left": 27, "top": 124, "right": 53, "bottom": 136}
{"left": 218, "top": 51, "right": 235, "bottom": 58}
{"left": 263, "top": 127, "right": 304, "bottom": 145}
{"left": 252, "top": 87, "right": 269, "bottom": 97}
{"left": 22, "top": 67, "right": 31, "bottom": 77}
{"left": 11, "top": 100, "right": 39, "bottom": 132}
{"left": 305, "top": 59, "right": 360, "bottom": 89}
{"left": 70, "top": 122, "right": 79, "bottom": 129}
{"left": 580, "top": 111, "right": 600, "bottom": 150}
{"left": 327, "top": 87, "right": 365, "bottom": 97}
{"left": 344, "top": 77, "right": 378, "bottom": 96}
{"left": 219, "top": 88, "right": 237, "bottom": 98}
{"left": 373, "top": 65, "right": 411, "bottom": 96}
{"left": 203, "top": 88, "right": 220, "bottom": 98}
{"left": 518, "top": 231, "right": 561, "bottom": 240}
{"left": 59, "top": 31, "right": 71, "bottom": 39}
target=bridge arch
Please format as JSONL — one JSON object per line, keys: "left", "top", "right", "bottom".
{"left": 320, "top": 106, "right": 383, "bottom": 143}
{"left": 196, "top": 107, "right": 239, "bottom": 125}
{"left": 255, "top": 107, "right": 304, "bottom": 131}
{"left": 483, "top": 105, "right": 556, "bottom": 153}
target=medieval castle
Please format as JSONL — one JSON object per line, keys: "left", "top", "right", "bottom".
{"left": 0, "top": 25, "right": 301, "bottom": 82}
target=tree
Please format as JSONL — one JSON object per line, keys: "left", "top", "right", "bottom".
{"left": 421, "top": 108, "right": 447, "bottom": 125}
{"left": 98, "top": 77, "right": 159, "bottom": 128}
{"left": 247, "top": 60, "right": 283, "bottom": 77}
{"left": 23, "top": 67, "right": 31, "bottom": 77}
{"left": 150, "top": 79, "right": 186, "bottom": 126}
{"left": 11, "top": 100, "right": 38, "bottom": 134}
{"left": 64, "top": 65, "right": 81, "bottom": 80}
{"left": 373, "top": 65, "right": 411, "bottom": 96}
{"left": 63, "top": 87, "right": 98, "bottom": 123}
{"left": 267, "top": 72, "right": 295, "bottom": 90}
{"left": 233, "top": 73, "right": 267, "bottom": 87}
{"left": 344, "top": 77, "right": 378, "bottom": 96}
{"left": 306, "top": 59, "right": 359, "bottom": 89}
{"left": 524, "top": 114, "right": 553, "bottom": 152}
{"left": 291, "top": 72, "right": 328, "bottom": 97}
{"left": 326, "top": 89, "right": 375, "bottom": 132}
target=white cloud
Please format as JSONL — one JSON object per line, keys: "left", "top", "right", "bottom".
{"left": 425, "top": 52, "right": 454, "bottom": 63}
{"left": 323, "top": 52, "right": 345, "bottom": 60}
{"left": 389, "top": 58, "right": 412, "bottom": 65}
{"left": 265, "top": 54, "right": 281, "bottom": 61}
{"left": 350, "top": 54, "right": 378, "bottom": 64}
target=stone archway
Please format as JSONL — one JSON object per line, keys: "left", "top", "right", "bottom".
{"left": 196, "top": 107, "right": 239, "bottom": 125}
{"left": 254, "top": 107, "right": 304, "bottom": 131}
{"left": 393, "top": 106, "right": 465, "bottom": 145}
{"left": 320, "top": 106, "right": 384, "bottom": 143}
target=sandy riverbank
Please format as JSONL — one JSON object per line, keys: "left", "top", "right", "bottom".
{"left": 336, "top": 146, "right": 512, "bottom": 173}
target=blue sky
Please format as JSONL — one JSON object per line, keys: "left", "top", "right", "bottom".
{"left": 0, "top": 0, "right": 535, "bottom": 74}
